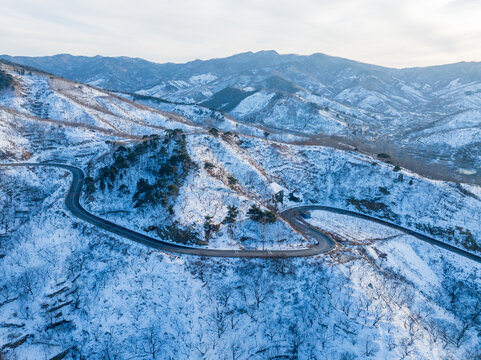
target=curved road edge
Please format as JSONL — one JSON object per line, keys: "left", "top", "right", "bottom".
{"left": 0, "top": 163, "right": 331, "bottom": 258}
{"left": 1, "top": 163, "right": 480, "bottom": 262}
{"left": 283, "top": 205, "right": 481, "bottom": 263}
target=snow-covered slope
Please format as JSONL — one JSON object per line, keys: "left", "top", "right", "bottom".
{"left": 1, "top": 166, "right": 480, "bottom": 359}
{"left": 0, "top": 62, "right": 305, "bottom": 251}
{"left": 1, "top": 60, "right": 481, "bottom": 359}
{"left": 3, "top": 52, "right": 481, "bottom": 185}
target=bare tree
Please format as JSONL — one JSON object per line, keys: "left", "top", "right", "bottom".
{"left": 252, "top": 278, "right": 267, "bottom": 309}
{"left": 217, "top": 286, "right": 232, "bottom": 308}
{"left": 229, "top": 340, "right": 244, "bottom": 360}
{"left": 209, "top": 306, "right": 228, "bottom": 339}
{"left": 363, "top": 335, "right": 377, "bottom": 357}
{"left": 139, "top": 324, "right": 164, "bottom": 359}
{"left": 399, "top": 336, "right": 414, "bottom": 360}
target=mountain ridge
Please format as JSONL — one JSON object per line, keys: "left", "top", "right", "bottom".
{"left": 5, "top": 50, "right": 481, "bottom": 70}
{"left": 1, "top": 51, "right": 481, "bottom": 360}
{"left": 2, "top": 51, "right": 480, "bottom": 185}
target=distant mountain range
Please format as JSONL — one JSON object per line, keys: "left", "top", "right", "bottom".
{"left": 2, "top": 51, "right": 480, "bottom": 183}
{"left": 2, "top": 55, "right": 481, "bottom": 360}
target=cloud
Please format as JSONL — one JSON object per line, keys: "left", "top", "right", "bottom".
{"left": 1, "top": 0, "right": 481, "bottom": 67}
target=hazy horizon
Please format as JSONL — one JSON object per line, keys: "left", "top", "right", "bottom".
{"left": 4, "top": 49, "right": 481, "bottom": 70}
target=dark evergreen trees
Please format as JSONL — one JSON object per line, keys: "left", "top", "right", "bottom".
{"left": 223, "top": 205, "right": 239, "bottom": 224}
{"left": 247, "top": 205, "right": 276, "bottom": 224}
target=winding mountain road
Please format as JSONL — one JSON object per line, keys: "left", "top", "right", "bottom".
{"left": 1, "top": 163, "right": 480, "bottom": 262}
{"left": 282, "top": 206, "right": 481, "bottom": 263}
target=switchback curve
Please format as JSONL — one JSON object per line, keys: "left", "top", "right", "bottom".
{"left": 0, "top": 163, "right": 331, "bottom": 258}
{"left": 1, "top": 163, "right": 480, "bottom": 262}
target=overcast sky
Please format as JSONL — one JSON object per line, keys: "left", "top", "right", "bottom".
{"left": 2, "top": 0, "right": 481, "bottom": 68}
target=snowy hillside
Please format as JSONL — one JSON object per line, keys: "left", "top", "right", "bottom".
{"left": 1, "top": 166, "right": 480, "bottom": 359}
{"left": 3, "top": 52, "right": 481, "bottom": 185}
{"left": 1, "top": 60, "right": 481, "bottom": 359}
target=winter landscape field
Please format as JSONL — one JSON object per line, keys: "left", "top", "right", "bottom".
{"left": 2, "top": 1, "right": 481, "bottom": 358}
{"left": 0, "top": 51, "right": 480, "bottom": 359}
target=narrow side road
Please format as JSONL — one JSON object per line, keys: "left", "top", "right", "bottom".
{"left": 1, "top": 163, "right": 480, "bottom": 262}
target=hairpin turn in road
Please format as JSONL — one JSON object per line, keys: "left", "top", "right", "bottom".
{"left": 1, "top": 163, "right": 480, "bottom": 262}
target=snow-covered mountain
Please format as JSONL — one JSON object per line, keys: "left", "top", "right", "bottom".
{"left": 1, "top": 60, "right": 481, "bottom": 359}
{"left": 2, "top": 52, "right": 481, "bottom": 185}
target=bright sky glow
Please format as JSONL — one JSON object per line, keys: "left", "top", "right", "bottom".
{"left": 2, "top": 0, "right": 481, "bottom": 67}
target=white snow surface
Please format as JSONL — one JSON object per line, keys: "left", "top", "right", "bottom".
{"left": 1, "top": 64, "right": 481, "bottom": 359}
{"left": 189, "top": 73, "right": 217, "bottom": 84}
{"left": 308, "top": 209, "right": 402, "bottom": 242}
{"left": 231, "top": 91, "right": 275, "bottom": 116}
{"left": 1, "top": 167, "right": 480, "bottom": 359}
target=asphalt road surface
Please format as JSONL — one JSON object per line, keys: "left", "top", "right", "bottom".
{"left": 1, "top": 163, "right": 480, "bottom": 262}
